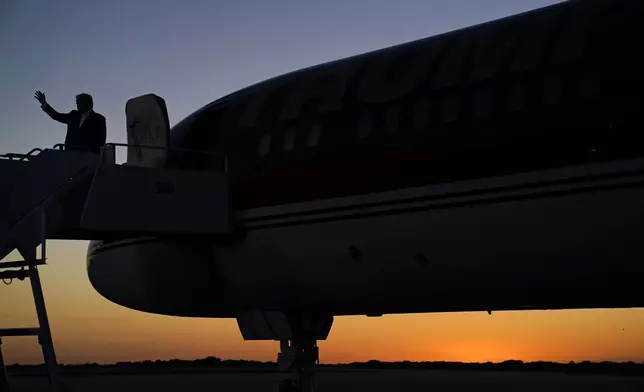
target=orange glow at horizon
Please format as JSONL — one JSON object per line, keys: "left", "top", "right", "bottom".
{"left": 1, "top": 241, "right": 643, "bottom": 366}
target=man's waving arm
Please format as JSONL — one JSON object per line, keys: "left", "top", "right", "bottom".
{"left": 34, "top": 90, "right": 71, "bottom": 124}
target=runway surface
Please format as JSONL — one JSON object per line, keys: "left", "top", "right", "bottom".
{"left": 8, "top": 370, "right": 644, "bottom": 392}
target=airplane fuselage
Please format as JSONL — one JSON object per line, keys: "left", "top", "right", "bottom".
{"left": 87, "top": 0, "right": 644, "bottom": 318}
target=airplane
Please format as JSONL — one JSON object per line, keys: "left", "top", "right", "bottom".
{"left": 84, "top": 0, "right": 644, "bottom": 390}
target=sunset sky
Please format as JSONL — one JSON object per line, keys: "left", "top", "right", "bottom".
{"left": 1, "top": 0, "right": 644, "bottom": 366}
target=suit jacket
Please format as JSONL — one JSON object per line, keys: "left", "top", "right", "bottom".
{"left": 42, "top": 104, "right": 107, "bottom": 153}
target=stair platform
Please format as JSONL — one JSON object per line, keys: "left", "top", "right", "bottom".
{"left": 1, "top": 93, "right": 231, "bottom": 391}
{"left": 0, "top": 142, "right": 230, "bottom": 261}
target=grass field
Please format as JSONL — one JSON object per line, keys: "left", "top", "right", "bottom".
{"left": 7, "top": 370, "right": 644, "bottom": 392}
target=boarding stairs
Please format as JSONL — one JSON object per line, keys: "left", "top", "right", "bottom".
{"left": 0, "top": 94, "right": 232, "bottom": 391}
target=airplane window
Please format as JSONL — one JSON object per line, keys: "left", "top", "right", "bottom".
{"left": 385, "top": 107, "right": 400, "bottom": 134}
{"left": 469, "top": 24, "right": 520, "bottom": 82}
{"left": 509, "top": 11, "right": 556, "bottom": 73}
{"left": 413, "top": 100, "right": 430, "bottom": 130}
{"left": 358, "top": 112, "right": 372, "bottom": 139}
{"left": 306, "top": 124, "right": 321, "bottom": 148}
{"left": 283, "top": 129, "right": 296, "bottom": 152}
{"left": 549, "top": 11, "right": 589, "bottom": 66}
{"left": 258, "top": 134, "right": 272, "bottom": 157}
{"left": 431, "top": 36, "right": 471, "bottom": 89}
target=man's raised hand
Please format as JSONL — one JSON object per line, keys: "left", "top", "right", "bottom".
{"left": 34, "top": 91, "right": 47, "bottom": 105}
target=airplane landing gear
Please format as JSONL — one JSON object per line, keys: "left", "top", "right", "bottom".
{"left": 273, "top": 312, "right": 332, "bottom": 392}
{"left": 235, "top": 311, "right": 332, "bottom": 392}
{"left": 277, "top": 337, "right": 319, "bottom": 392}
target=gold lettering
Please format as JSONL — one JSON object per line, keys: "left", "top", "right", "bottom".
{"left": 358, "top": 42, "right": 442, "bottom": 103}
{"left": 384, "top": 107, "right": 400, "bottom": 134}
{"left": 239, "top": 89, "right": 273, "bottom": 130}
{"left": 279, "top": 59, "right": 363, "bottom": 121}
{"left": 507, "top": 81, "right": 526, "bottom": 112}
{"left": 510, "top": 11, "right": 557, "bottom": 73}
{"left": 431, "top": 36, "right": 471, "bottom": 89}
{"left": 358, "top": 112, "right": 372, "bottom": 139}
{"left": 549, "top": 10, "right": 590, "bottom": 65}
{"left": 413, "top": 100, "right": 430, "bottom": 130}
{"left": 470, "top": 24, "right": 521, "bottom": 82}
{"left": 441, "top": 93, "right": 461, "bottom": 123}
{"left": 283, "top": 129, "right": 297, "bottom": 152}
{"left": 474, "top": 87, "right": 494, "bottom": 118}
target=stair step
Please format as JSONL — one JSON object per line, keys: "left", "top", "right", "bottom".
{"left": 0, "top": 259, "right": 46, "bottom": 269}
{"left": 0, "top": 328, "right": 40, "bottom": 337}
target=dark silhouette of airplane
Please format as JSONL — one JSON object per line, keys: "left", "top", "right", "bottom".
{"left": 84, "top": 0, "right": 644, "bottom": 390}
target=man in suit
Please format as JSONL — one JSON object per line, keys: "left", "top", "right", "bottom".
{"left": 34, "top": 90, "right": 107, "bottom": 153}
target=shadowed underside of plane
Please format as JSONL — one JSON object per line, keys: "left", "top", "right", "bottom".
{"left": 87, "top": 0, "right": 644, "bottom": 320}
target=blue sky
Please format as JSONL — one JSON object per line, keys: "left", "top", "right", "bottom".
{"left": 1, "top": 0, "right": 564, "bottom": 155}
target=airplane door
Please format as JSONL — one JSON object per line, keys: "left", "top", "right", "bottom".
{"left": 125, "top": 94, "right": 171, "bottom": 167}
{"left": 180, "top": 103, "right": 228, "bottom": 171}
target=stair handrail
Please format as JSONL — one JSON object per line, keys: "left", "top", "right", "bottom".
{"left": 1, "top": 142, "right": 91, "bottom": 162}
{"left": 0, "top": 148, "right": 43, "bottom": 161}
{"left": 3, "top": 143, "right": 229, "bottom": 249}
{"left": 99, "top": 142, "right": 228, "bottom": 173}
{"left": 52, "top": 144, "right": 91, "bottom": 152}
{"left": 3, "top": 152, "right": 99, "bottom": 244}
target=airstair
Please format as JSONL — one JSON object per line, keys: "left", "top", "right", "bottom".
{"left": 0, "top": 94, "right": 232, "bottom": 391}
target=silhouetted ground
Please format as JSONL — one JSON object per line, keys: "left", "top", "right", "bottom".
{"left": 7, "top": 370, "right": 644, "bottom": 392}
{"left": 8, "top": 358, "right": 644, "bottom": 377}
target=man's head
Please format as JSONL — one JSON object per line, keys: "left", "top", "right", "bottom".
{"left": 76, "top": 93, "right": 93, "bottom": 113}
